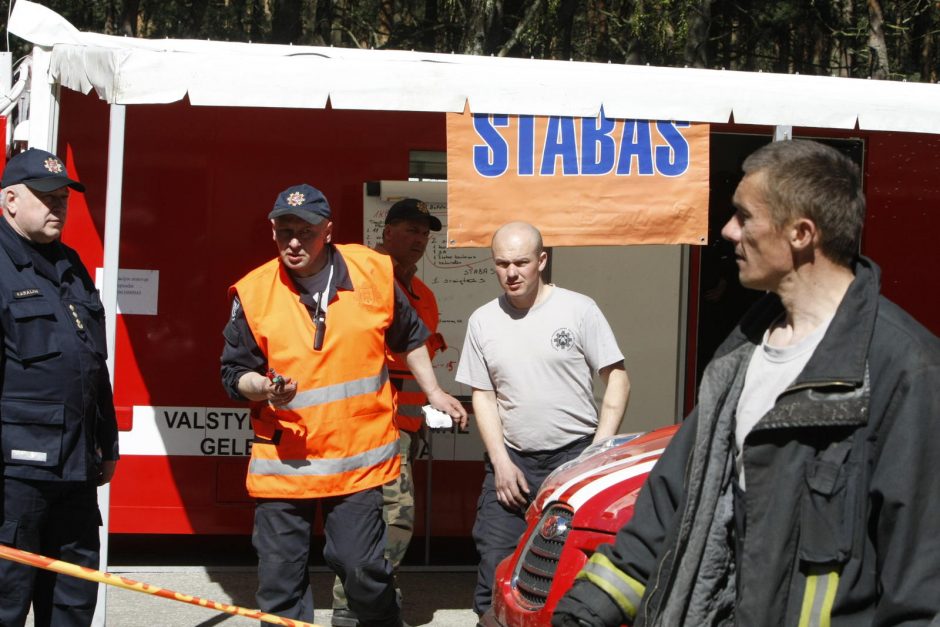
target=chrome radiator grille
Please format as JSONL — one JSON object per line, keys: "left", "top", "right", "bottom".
{"left": 512, "top": 504, "right": 573, "bottom": 607}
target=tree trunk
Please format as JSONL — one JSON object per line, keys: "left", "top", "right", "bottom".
{"left": 829, "top": 0, "right": 853, "bottom": 77}
{"left": 623, "top": 0, "right": 645, "bottom": 64}
{"left": 461, "top": 0, "right": 502, "bottom": 55}
{"left": 556, "top": 0, "right": 579, "bottom": 60}
{"left": 463, "top": 0, "right": 485, "bottom": 54}
{"left": 188, "top": 0, "right": 210, "bottom": 38}
{"left": 246, "top": 0, "right": 267, "bottom": 43}
{"left": 773, "top": 15, "right": 790, "bottom": 74}
{"left": 330, "top": 0, "right": 347, "bottom": 46}
{"left": 721, "top": 0, "right": 740, "bottom": 71}
{"left": 423, "top": 0, "right": 439, "bottom": 50}
{"left": 119, "top": 0, "right": 139, "bottom": 36}
{"left": 589, "top": 0, "right": 608, "bottom": 61}
{"left": 497, "top": 0, "right": 545, "bottom": 57}
{"left": 912, "top": 1, "right": 936, "bottom": 82}
{"left": 377, "top": 0, "right": 395, "bottom": 47}
{"left": 271, "top": 0, "right": 304, "bottom": 44}
{"left": 684, "top": 0, "right": 712, "bottom": 68}
{"left": 309, "top": 0, "right": 332, "bottom": 46}
{"left": 867, "top": 0, "right": 890, "bottom": 78}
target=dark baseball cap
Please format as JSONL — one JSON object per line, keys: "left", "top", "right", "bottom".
{"left": 386, "top": 198, "right": 442, "bottom": 231}
{"left": 0, "top": 148, "right": 85, "bottom": 192}
{"left": 268, "top": 184, "right": 332, "bottom": 225}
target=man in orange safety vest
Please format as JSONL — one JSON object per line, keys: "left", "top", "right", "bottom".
{"left": 221, "top": 184, "right": 467, "bottom": 627}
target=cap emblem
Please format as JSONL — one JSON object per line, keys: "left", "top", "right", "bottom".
{"left": 43, "top": 158, "right": 64, "bottom": 174}
{"left": 287, "top": 191, "right": 306, "bottom": 206}
{"left": 416, "top": 201, "right": 429, "bottom": 214}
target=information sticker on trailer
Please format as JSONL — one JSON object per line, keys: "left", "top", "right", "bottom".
{"left": 119, "top": 406, "right": 252, "bottom": 456}
{"left": 93, "top": 268, "right": 159, "bottom": 315}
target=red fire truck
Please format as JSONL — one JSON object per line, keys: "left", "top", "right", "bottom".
{"left": 483, "top": 426, "right": 679, "bottom": 627}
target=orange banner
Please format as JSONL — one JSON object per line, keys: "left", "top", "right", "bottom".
{"left": 445, "top": 112, "right": 709, "bottom": 247}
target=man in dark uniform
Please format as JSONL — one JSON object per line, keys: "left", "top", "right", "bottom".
{"left": 0, "top": 148, "right": 119, "bottom": 627}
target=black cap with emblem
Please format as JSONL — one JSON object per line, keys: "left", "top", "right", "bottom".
{"left": 385, "top": 198, "right": 442, "bottom": 231}
{"left": 1, "top": 148, "right": 86, "bottom": 193}
{"left": 268, "top": 184, "right": 332, "bottom": 225}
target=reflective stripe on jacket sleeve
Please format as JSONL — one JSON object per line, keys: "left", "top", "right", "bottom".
{"left": 576, "top": 552, "right": 646, "bottom": 623}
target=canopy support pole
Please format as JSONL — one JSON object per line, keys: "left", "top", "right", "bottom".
{"left": 93, "top": 102, "right": 126, "bottom": 627}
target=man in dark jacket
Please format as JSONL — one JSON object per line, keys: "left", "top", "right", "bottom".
{"left": 0, "top": 148, "right": 119, "bottom": 626}
{"left": 553, "top": 139, "right": 940, "bottom": 626}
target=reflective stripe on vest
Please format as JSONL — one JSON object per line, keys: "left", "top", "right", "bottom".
{"left": 249, "top": 439, "right": 399, "bottom": 477}
{"left": 798, "top": 567, "right": 840, "bottom": 627}
{"left": 576, "top": 552, "right": 644, "bottom": 623}
{"left": 397, "top": 404, "right": 423, "bottom": 417}
{"left": 393, "top": 377, "right": 425, "bottom": 431}
{"left": 282, "top": 368, "right": 389, "bottom": 411}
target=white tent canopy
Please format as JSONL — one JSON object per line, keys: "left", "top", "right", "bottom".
{"left": 9, "top": 0, "right": 940, "bottom": 134}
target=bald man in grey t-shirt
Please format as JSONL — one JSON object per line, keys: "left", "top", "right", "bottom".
{"left": 456, "top": 221, "right": 631, "bottom": 618}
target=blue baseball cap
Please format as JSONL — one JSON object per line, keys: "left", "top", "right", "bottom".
{"left": 1, "top": 148, "right": 85, "bottom": 192}
{"left": 268, "top": 184, "right": 332, "bottom": 225}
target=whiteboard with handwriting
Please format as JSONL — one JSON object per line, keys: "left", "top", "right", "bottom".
{"left": 364, "top": 181, "right": 497, "bottom": 460}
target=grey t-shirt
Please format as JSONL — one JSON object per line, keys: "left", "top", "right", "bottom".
{"left": 456, "top": 286, "right": 624, "bottom": 452}
{"left": 734, "top": 315, "right": 832, "bottom": 488}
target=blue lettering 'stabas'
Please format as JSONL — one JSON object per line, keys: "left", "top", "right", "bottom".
{"left": 540, "top": 116, "right": 579, "bottom": 175}
{"left": 655, "top": 121, "right": 691, "bottom": 177}
{"left": 472, "top": 114, "right": 510, "bottom": 177}
{"left": 471, "top": 114, "right": 692, "bottom": 178}
{"left": 581, "top": 112, "right": 617, "bottom": 175}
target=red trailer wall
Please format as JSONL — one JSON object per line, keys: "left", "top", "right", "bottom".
{"left": 863, "top": 132, "right": 940, "bottom": 330}
{"left": 57, "top": 90, "right": 940, "bottom": 537}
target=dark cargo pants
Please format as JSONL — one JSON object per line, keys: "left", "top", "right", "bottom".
{"left": 472, "top": 435, "right": 591, "bottom": 616}
{"left": 253, "top": 486, "right": 400, "bottom": 627}
{"left": 332, "top": 430, "right": 416, "bottom": 611}
{"left": 0, "top": 478, "right": 101, "bottom": 627}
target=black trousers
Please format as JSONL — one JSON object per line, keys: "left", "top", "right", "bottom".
{"left": 253, "top": 486, "right": 400, "bottom": 627}
{"left": 0, "top": 477, "right": 101, "bottom": 627}
{"left": 472, "top": 435, "right": 591, "bottom": 616}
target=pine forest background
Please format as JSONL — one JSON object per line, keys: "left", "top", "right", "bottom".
{"left": 3, "top": 0, "right": 938, "bottom": 82}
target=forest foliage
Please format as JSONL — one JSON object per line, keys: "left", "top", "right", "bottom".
{"left": 6, "top": 0, "right": 939, "bottom": 82}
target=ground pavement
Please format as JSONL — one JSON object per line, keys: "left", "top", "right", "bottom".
{"left": 27, "top": 567, "right": 479, "bottom": 626}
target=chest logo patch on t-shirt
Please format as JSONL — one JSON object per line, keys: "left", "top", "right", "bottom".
{"left": 551, "top": 328, "right": 575, "bottom": 351}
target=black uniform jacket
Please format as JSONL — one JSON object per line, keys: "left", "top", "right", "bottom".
{"left": 565, "top": 258, "right": 940, "bottom": 626}
{"left": 0, "top": 218, "right": 118, "bottom": 482}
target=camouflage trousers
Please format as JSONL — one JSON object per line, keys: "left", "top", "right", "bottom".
{"left": 332, "top": 429, "right": 417, "bottom": 610}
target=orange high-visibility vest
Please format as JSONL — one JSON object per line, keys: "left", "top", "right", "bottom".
{"left": 232, "top": 244, "right": 400, "bottom": 499}
{"left": 386, "top": 275, "right": 444, "bottom": 432}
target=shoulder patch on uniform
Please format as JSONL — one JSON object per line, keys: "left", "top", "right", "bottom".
{"left": 230, "top": 297, "right": 241, "bottom": 320}
{"left": 13, "top": 288, "right": 41, "bottom": 299}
